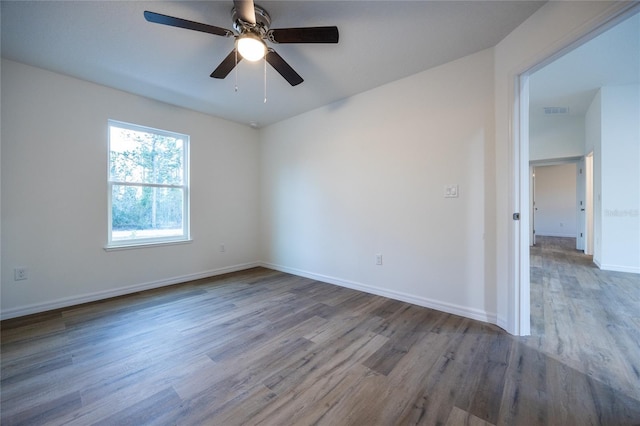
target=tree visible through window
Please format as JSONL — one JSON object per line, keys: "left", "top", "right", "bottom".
{"left": 108, "top": 120, "right": 189, "bottom": 247}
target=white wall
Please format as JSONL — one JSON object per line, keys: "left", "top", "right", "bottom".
{"left": 1, "top": 59, "right": 261, "bottom": 318}
{"left": 260, "top": 49, "right": 497, "bottom": 322}
{"left": 530, "top": 115, "right": 586, "bottom": 161}
{"left": 585, "top": 85, "right": 640, "bottom": 273}
{"left": 586, "top": 90, "right": 603, "bottom": 263}
{"left": 534, "top": 164, "right": 577, "bottom": 237}
{"left": 598, "top": 85, "right": 640, "bottom": 273}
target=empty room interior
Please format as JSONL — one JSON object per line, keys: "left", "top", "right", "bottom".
{"left": 1, "top": 1, "right": 639, "bottom": 425}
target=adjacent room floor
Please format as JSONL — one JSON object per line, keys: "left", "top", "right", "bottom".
{"left": 526, "top": 236, "right": 640, "bottom": 404}
{"left": 1, "top": 239, "right": 639, "bottom": 425}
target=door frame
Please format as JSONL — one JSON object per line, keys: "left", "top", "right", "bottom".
{"left": 529, "top": 158, "right": 582, "bottom": 243}
{"left": 510, "top": 3, "right": 639, "bottom": 336}
{"left": 585, "top": 152, "right": 594, "bottom": 255}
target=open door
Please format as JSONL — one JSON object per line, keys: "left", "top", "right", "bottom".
{"left": 576, "top": 157, "right": 586, "bottom": 251}
{"left": 530, "top": 165, "right": 536, "bottom": 246}
{"left": 510, "top": 1, "right": 638, "bottom": 337}
{"left": 585, "top": 153, "right": 594, "bottom": 255}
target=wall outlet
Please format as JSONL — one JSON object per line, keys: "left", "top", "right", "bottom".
{"left": 14, "top": 267, "right": 28, "bottom": 281}
{"left": 220, "top": 244, "right": 226, "bottom": 252}
{"left": 376, "top": 254, "right": 383, "bottom": 265}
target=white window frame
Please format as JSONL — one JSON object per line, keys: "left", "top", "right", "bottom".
{"left": 106, "top": 120, "right": 190, "bottom": 249}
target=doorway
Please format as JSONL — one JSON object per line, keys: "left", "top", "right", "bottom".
{"left": 514, "top": 4, "right": 640, "bottom": 336}
{"left": 529, "top": 158, "right": 591, "bottom": 252}
{"left": 531, "top": 162, "right": 578, "bottom": 241}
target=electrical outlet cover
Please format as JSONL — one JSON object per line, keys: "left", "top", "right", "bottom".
{"left": 14, "top": 268, "right": 28, "bottom": 281}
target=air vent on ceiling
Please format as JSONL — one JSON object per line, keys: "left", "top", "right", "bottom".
{"left": 543, "top": 106, "right": 570, "bottom": 115}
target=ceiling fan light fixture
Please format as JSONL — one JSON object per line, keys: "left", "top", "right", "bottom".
{"left": 144, "top": 2, "right": 338, "bottom": 86}
{"left": 237, "top": 34, "right": 266, "bottom": 61}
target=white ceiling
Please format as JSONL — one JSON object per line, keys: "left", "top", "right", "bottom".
{"left": 1, "top": 1, "right": 546, "bottom": 127}
{"left": 529, "top": 11, "right": 640, "bottom": 117}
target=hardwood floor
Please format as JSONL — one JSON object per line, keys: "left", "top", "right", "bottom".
{"left": 2, "top": 248, "right": 639, "bottom": 425}
{"left": 526, "top": 236, "right": 640, "bottom": 405}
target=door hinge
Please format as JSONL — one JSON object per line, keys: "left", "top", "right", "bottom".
{"left": 513, "top": 213, "right": 520, "bottom": 220}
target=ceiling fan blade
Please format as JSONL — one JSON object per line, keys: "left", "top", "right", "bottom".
{"left": 144, "top": 11, "right": 233, "bottom": 37}
{"left": 267, "top": 27, "right": 339, "bottom": 44}
{"left": 266, "top": 50, "right": 303, "bottom": 86}
{"left": 233, "top": 0, "right": 256, "bottom": 25}
{"left": 210, "top": 50, "right": 242, "bottom": 79}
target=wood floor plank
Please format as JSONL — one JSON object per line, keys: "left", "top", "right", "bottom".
{"left": 262, "top": 331, "right": 388, "bottom": 396}
{"left": 358, "top": 319, "right": 490, "bottom": 425}
{"left": 302, "top": 310, "right": 386, "bottom": 346}
{"left": 497, "top": 341, "right": 550, "bottom": 425}
{"left": 446, "top": 406, "right": 496, "bottom": 426}
{"left": 457, "top": 333, "right": 511, "bottom": 424}
{"left": 385, "top": 334, "right": 471, "bottom": 425}
{"left": 1, "top": 391, "right": 82, "bottom": 426}
{"left": 1, "top": 351, "right": 73, "bottom": 386}
{"left": 250, "top": 335, "right": 388, "bottom": 426}
{"left": 90, "top": 387, "right": 183, "bottom": 426}
{"left": 1, "top": 358, "right": 80, "bottom": 418}
{"left": 179, "top": 382, "right": 277, "bottom": 426}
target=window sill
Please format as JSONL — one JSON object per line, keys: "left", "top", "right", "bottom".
{"left": 104, "top": 239, "right": 193, "bottom": 251}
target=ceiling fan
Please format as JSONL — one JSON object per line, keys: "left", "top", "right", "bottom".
{"left": 144, "top": 0, "right": 339, "bottom": 86}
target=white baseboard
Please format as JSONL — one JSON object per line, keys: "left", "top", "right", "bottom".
{"left": 0, "top": 262, "right": 261, "bottom": 320}
{"left": 2, "top": 261, "right": 505, "bottom": 327}
{"left": 598, "top": 263, "right": 640, "bottom": 274}
{"left": 260, "top": 262, "right": 498, "bottom": 326}
{"left": 593, "top": 257, "right": 639, "bottom": 274}
{"left": 536, "top": 232, "right": 576, "bottom": 238}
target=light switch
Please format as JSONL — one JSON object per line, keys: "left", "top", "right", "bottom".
{"left": 444, "top": 184, "right": 459, "bottom": 198}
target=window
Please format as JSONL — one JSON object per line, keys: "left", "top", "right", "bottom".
{"left": 107, "top": 120, "right": 189, "bottom": 248}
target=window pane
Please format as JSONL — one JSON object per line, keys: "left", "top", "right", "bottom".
{"left": 111, "top": 184, "right": 184, "bottom": 241}
{"left": 109, "top": 125, "right": 184, "bottom": 185}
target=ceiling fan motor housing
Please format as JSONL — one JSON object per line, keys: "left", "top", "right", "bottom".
{"left": 232, "top": 4, "right": 271, "bottom": 37}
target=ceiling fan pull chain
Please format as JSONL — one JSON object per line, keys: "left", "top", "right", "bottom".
{"left": 264, "top": 56, "right": 268, "bottom": 103}
{"left": 234, "top": 48, "right": 239, "bottom": 92}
